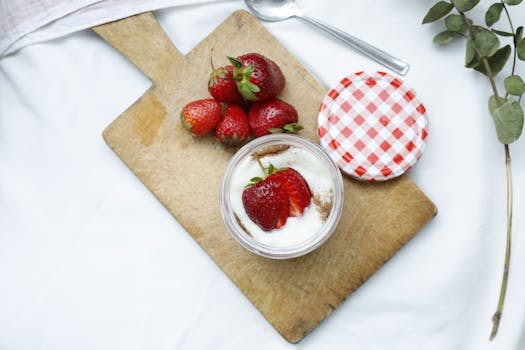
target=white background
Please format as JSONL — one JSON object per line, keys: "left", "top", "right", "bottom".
{"left": 1, "top": 0, "right": 524, "bottom": 349}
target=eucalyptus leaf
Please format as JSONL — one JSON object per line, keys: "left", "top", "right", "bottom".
{"left": 515, "top": 26, "right": 524, "bottom": 46}
{"left": 474, "top": 45, "right": 511, "bottom": 76}
{"left": 492, "top": 29, "right": 515, "bottom": 37}
{"left": 489, "top": 96, "right": 524, "bottom": 144}
{"left": 422, "top": 1, "right": 454, "bottom": 24}
{"left": 454, "top": 0, "right": 480, "bottom": 12}
{"left": 485, "top": 3, "right": 504, "bottom": 27}
{"left": 433, "top": 30, "right": 456, "bottom": 44}
{"left": 465, "top": 32, "right": 480, "bottom": 67}
{"left": 489, "top": 95, "right": 506, "bottom": 115}
{"left": 472, "top": 26, "right": 500, "bottom": 57}
{"left": 446, "top": 14, "right": 470, "bottom": 32}
{"left": 517, "top": 38, "right": 525, "bottom": 61}
{"left": 504, "top": 75, "right": 525, "bottom": 95}
{"left": 503, "top": 0, "right": 522, "bottom": 5}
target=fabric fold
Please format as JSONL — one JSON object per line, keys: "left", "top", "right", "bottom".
{"left": 0, "top": 0, "right": 220, "bottom": 57}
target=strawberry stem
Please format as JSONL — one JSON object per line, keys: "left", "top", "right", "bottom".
{"left": 257, "top": 158, "right": 268, "bottom": 176}
{"left": 228, "top": 56, "right": 260, "bottom": 101}
{"left": 210, "top": 48, "right": 215, "bottom": 70}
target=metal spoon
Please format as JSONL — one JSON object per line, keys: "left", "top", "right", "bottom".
{"left": 244, "top": 0, "right": 410, "bottom": 76}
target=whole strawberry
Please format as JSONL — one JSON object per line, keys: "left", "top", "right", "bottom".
{"left": 242, "top": 178, "right": 289, "bottom": 231}
{"left": 248, "top": 98, "right": 302, "bottom": 137}
{"left": 180, "top": 99, "right": 222, "bottom": 136}
{"left": 228, "top": 53, "right": 285, "bottom": 102}
{"left": 216, "top": 105, "right": 251, "bottom": 146}
{"left": 208, "top": 65, "right": 243, "bottom": 103}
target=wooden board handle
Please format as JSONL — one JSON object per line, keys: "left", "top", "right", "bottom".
{"left": 93, "top": 12, "right": 185, "bottom": 87}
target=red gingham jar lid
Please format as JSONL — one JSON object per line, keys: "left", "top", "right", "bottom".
{"left": 317, "top": 71, "right": 429, "bottom": 181}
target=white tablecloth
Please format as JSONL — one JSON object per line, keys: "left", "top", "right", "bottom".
{"left": 1, "top": 1, "right": 524, "bottom": 349}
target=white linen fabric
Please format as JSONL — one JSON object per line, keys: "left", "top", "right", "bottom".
{"left": 0, "top": 0, "right": 220, "bottom": 57}
{"left": 1, "top": 0, "right": 524, "bottom": 349}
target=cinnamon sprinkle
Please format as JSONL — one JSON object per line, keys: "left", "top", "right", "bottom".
{"left": 234, "top": 212, "right": 252, "bottom": 237}
{"left": 312, "top": 190, "right": 334, "bottom": 222}
{"left": 251, "top": 145, "right": 290, "bottom": 159}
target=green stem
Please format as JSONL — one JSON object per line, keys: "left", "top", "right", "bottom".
{"left": 257, "top": 158, "right": 268, "bottom": 176}
{"left": 490, "top": 145, "right": 513, "bottom": 340}
{"left": 456, "top": 5, "right": 514, "bottom": 341}
{"left": 481, "top": 57, "right": 501, "bottom": 99}
{"left": 500, "top": 1, "right": 516, "bottom": 36}
{"left": 489, "top": 3, "right": 518, "bottom": 341}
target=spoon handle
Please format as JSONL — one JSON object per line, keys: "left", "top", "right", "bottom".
{"left": 299, "top": 15, "right": 409, "bottom": 76}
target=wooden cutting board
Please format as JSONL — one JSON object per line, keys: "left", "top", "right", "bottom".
{"left": 93, "top": 11, "right": 437, "bottom": 343}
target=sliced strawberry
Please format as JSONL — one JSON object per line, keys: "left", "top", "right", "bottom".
{"left": 270, "top": 171, "right": 305, "bottom": 217}
{"left": 272, "top": 179, "right": 290, "bottom": 229}
{"left": 242, "top": 178, "right": 289, "bottom": 231}
{"left": 283, "top": 168, "right": 311, "bottom": 208}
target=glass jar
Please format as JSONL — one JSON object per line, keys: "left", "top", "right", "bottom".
{"left": 220, "top": 134, "right": 344, "bottom": 259}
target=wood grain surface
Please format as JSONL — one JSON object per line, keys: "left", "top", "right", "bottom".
{"left": 93, "top": 11, "right": 437, "bottom": 343}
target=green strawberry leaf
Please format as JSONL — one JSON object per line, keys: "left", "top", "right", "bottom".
{"left": 235, "top": 64, "right": 260, "bottom": 101}
{"left": 228, "top": 56, "right": 243, "bottom": 69}
{"left": 283, "top": 123, "right": 303, "bottom": 134}
{"left": 269, "top": 124, "right": 303, "bottom": 135}
{"left": 247, "top": 81, "right": 260, "bottom": 93}
{"left": 180, "top": 113, "right": 193, "bottom": 131}
{"left": 245, "top": 65, "right": 255, "bottom": 76}
{"left": 245, "top": 176, "right": 264, "bottom": 188}
{"left": 504, "top": 0, "right": 522, "bottom": 5}
{"left": 238, "top": 82, "right": 258, "bottom": 101}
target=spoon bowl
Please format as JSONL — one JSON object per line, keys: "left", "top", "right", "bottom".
{"left": 244, "top": 0, "right": 302, "bottom": 21}
{"left": 244, "top": 0, "right": 410, "bottom": 75}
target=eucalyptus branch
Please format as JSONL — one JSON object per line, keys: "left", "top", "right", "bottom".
{"left": 454, "top": 13, "right": 513, "bottom": 338}
{"left": 422, "top": 0, "right": 524, "bottom": 341}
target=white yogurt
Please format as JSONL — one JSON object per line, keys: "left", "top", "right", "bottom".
{"left": 229, "top": 146, "right": 334, "bottom": 248}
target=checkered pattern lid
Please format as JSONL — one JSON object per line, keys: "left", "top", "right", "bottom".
{"left": 317, "top": 71, "right": 429, "bottom": 181}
